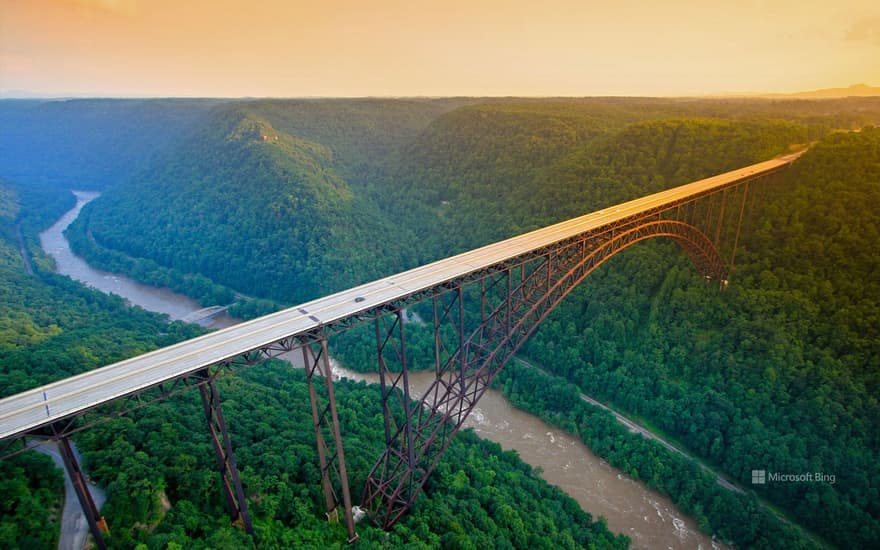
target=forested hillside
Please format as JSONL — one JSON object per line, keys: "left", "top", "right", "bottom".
{"left": 240, "top": 98, "right": 477, "bottom": 177}
{"left": 0, "top": 180, "right": 626, "bottom": 548}
{"left": 65, "top": 99, "right": 485, "bottom": 305}
{"left": 390, "top": 107, "right": 814, "bottom": 254}
{"left": 72, "top": 97, "right": 879, "bottom": 306}
{"left": 0, "top": 99, "right": 223, "bottom": 190}
{"left": 72, "top": 102, "right": 433, "bottom": 304}
{"left": 520, "top": 128, "right": 880, "bottom": 548}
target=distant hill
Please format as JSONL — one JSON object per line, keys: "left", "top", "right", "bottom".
{"left": 0, "top": 99, "right": 224, "bottom": 189}
{"left": 750, "top": 83, "right": 880, "bottom": 99}
{"left": 387, "top": 103, "right": 825, "bottom": 256}
{"left": 72, "top": 99, "right": 476, "bottom": 304}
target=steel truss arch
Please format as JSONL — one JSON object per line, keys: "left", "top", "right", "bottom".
{"left": 362, "top": 218, "right": 726, "bottom": 528}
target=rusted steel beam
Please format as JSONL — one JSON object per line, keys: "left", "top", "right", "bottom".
{"left": 304, "top": 338, "right": 358, "bottom": 543}
{"left": 55, "top": 434, "right": 109, "bottom": 550}
{"left": 197, "top": 371, "right": 253, "bottom": 536}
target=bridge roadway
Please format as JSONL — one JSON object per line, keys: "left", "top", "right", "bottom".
{"left": 0, "top": 151, "right": 805, "bottom": 442}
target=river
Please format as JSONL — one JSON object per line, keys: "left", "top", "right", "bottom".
{"left": 41, "top": 191, "right": 724, "bottom": 549}
{"left": 39, "top": 191, "right": 236, "bottom": 328}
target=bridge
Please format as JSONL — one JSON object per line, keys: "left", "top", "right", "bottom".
{"left": 0, "top": 150, "right": 804, "bottom": 546}
{"left": 181, "top": 305, "right": 229, "bottom": 325}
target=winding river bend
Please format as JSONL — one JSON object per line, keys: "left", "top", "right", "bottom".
{"left": 41, "top": 192, "right": 724, "bottom": 549}
{"left": 39, "top": 191, "right": 236, "bottom": 328}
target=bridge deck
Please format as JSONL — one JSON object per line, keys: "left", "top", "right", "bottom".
{"left": 0, "top": 151, "right": 804, "bottom": 441}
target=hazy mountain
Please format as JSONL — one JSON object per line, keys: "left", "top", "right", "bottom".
{"left": 0, "top": 99, "right": 224, "bottom": 189}
{"left": 713, "top": 83, "right": 880, "bottom": 99}
{"left": 772, "top": 83, "right": 880, "bottom": 98}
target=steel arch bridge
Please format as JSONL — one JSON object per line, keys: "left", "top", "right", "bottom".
{"left": 0, "top": 151, "right": 804, "bottom": 546}
{"left": 361, "top": 218, "right": 729, "bottom": 527}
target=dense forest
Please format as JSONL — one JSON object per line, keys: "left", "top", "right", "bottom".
{"left": 68, "top": 100, "right": 465, "bottom": 304}
{"left": 70, "top": 365, "right": 627, "bottom": 549}
{"left": 2, "top": 97, "right": 879, "bottom": 548}
{"left": 0, "top": 180, "right": 201, "bottom": 547}
{"left": 68, "top": 97, "right": 879, "bottom": 303}
{"left": 518, "top": 129, "right": 880, "bottom": 548}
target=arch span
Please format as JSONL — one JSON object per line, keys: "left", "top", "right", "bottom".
{"left": 568, "top": 218, "right": 727, "bottom": 285}
{"left": 363, "top": 218, "right": 728, "bottom": 528}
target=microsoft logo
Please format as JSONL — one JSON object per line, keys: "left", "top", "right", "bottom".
{"left": 750, "top": 469, "right": 835, "bottom": 485}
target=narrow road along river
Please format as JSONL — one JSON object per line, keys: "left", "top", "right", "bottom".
{"left": 41, "top": 191, "right": 725, "bottom": 549}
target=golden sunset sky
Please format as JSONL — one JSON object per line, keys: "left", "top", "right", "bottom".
{"left": 1, "top": 0, "right": 878, "bottom": 97}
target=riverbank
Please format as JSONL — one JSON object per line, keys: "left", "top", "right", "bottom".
{"left": 39, "top": 191, "right": 236, "bottom": 327}
{"left": 511, "top": 357, "right": 832, "bottom": 548}
{"left": 514, "top": 357, "right": 744, "bottom": 493}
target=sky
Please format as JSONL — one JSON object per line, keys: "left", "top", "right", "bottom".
{"left": 1, "top": 0, "right": 878, "bottom": 97}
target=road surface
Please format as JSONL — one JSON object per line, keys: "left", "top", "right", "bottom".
{"left": 512, "top": 357, "right": 831, "bottom": 547}
{"left": 15, "top": 223, "right": 34, "bottom": 275}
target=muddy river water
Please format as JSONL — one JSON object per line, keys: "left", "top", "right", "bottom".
{"left": 40, "top": 191, "right": 724, "bottom": 549}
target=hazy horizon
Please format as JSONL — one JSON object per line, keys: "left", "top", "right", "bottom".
{"left": 2, "top": 83, "right": 879, "bottom": 101}
{"left": 2, "top": 0, "right": 879, "bottom": 98}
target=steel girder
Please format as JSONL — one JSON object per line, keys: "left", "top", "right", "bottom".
{"left": 55, "top": 432, "right": 110, "bottom": 549}
{"left": 196, "top": 370, "right": 254, "bottom": 536}
{"left": 302, "top": 336, "right": 359, "bottom": 543}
